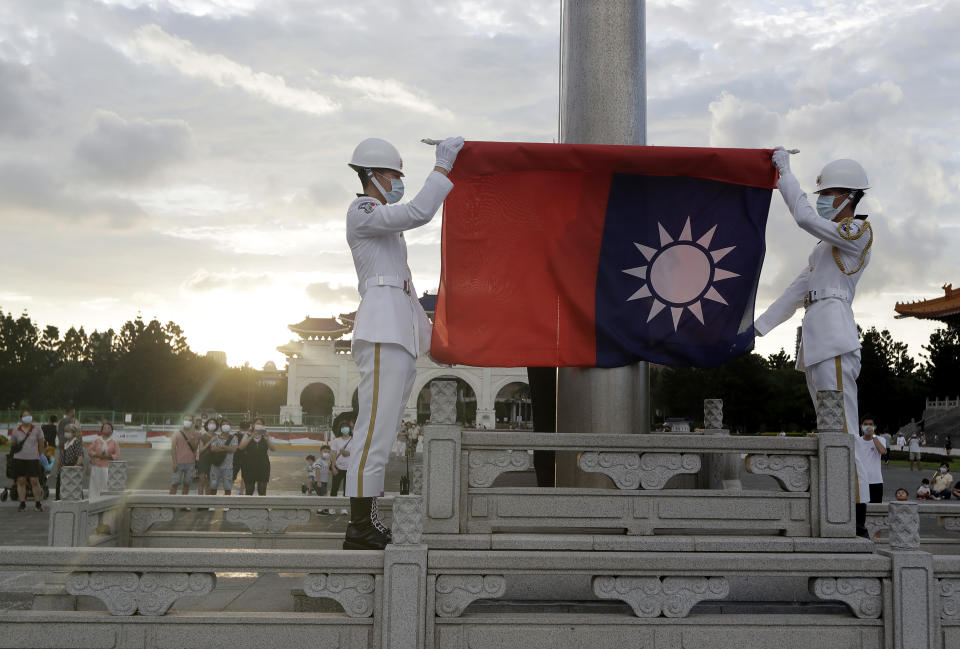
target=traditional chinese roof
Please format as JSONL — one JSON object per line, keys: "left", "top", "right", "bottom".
{"left": 419, "top": 292, "right": 437, "bottom": 315}
{"left": 277, "top": 341, "right": 303, "bottom": 356}
{"left": 338, "top": 311, "right": 357, "bottom": 326}
{"left": 288, "top": 316, "right": 352, "bottom": 339}
{"left": 895, "top": 284, "right": 960, "bottom": 327}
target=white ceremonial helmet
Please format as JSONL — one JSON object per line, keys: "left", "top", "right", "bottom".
{"left": 815, "top": 159, "right": 869, "bottom": 193}
{"left": 349, "top": 138, "right": 404, "bottom": 175}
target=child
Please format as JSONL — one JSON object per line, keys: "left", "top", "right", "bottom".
{"left": 894, "top": 488, "right": 909, "bottom": 502}
{"left": 916, "top": 478, "right": 931, "bottom": 500}
{"left": 304, "top": 455, "right": 319, "bottom": 494}
{"left": 317, "top": 445, "right": 331, "bottom": 496}
{"left": 304, "top": 453, "right": 329, "bottom": 496}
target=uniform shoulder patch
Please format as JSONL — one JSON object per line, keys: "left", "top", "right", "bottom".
{"left": 358, "top": 200, "right": 376, "bottom": 214}
{"left": 836, "top": 217, "right": 867, "bottom": 240}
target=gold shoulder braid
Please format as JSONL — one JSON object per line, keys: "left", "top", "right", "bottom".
{"left": 832, "top": 217, "right": 873, "bottom": 275}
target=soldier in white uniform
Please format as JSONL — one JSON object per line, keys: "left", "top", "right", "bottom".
{"left": 342, "top": 135, "right": 464, "bottom": 550}
{"left": 755, "top": 149, "right": 873, "bottom": 535}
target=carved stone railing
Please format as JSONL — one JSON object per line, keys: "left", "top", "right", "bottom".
{"left": 592, "top": 575, "right": 729, "bottom": 617}
{"left": 48, "top": 494, "right": 393, "bottom": 549}
{"left": 934, "top": 556, "right": 960, "bottom": 642}
{"left": 0, "top": 545, "right": 384, "bottom": 648}
{"left": 425, "top": 550, "right": 899, "bottom": 648}
{"left": 48, "top": 493, "right": 125, "bottom": 547}
{"left": 422, "top": 425, "right": 855, "bottom": 540}
{"left": 6, "top": 487, "right": 947, "bottom": 649}
{"left": 865, "top": 502, "right": 960, "bottom": 543}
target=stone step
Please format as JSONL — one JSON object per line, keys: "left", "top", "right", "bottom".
{"left": 423, "top": 533, "right": 876, "bottom": 553}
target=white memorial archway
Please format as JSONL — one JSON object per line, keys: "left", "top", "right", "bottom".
{"left": 278, "top": 304, "right": 527, "bottom": 429}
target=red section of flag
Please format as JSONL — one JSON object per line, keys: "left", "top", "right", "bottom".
{"left": 430, "top": 142, "right": 778, "bottom": 367}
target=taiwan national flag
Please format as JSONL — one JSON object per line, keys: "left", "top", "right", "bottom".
{"left": 429, "top": 142, "right": 778, "bottom": 368}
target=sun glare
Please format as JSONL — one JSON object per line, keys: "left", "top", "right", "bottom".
{"left": 622, "top": 217, "right": 739, "bottom": 331}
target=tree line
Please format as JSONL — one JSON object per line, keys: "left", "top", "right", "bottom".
{"left": 651, "top": 325, "right": 959, "bottom": 434}
{"left": 1, "top": 307, "right": 957, "bottom": 433}
{"left": 0, "top": 309, "right": 284, "bottom": 417}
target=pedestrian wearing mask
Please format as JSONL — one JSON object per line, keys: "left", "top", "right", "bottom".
{"left": 329, "top": 421, "right": 353, "bottom": 515}
{"left": 232, "top": 421, "right": 250, "bottom": 487}
{"left": 58, "top": 423, "right": 84, "bottom": 499}
{"left": 207, "top": 419, "right": 238, "bottom": 502}
{"left": 238, "top": 418, "right": 275, "bottom": 495}
{"left": 343, "top": 135, "right": 465, "bottom": 550}
{"left": 197, "top": 419, "right": 220, "bottom": 496}
{"left": 908, "top": 433, "right": 924, "bottom": 471}
{"left": 52, "top": 408, "right": 76, "bottom": 500}
{"left": 88, "top": 422, "right": 119, "bottom": 501}
{"left": 10, "top": 409, "right": 45, "bottom": 512}
{"left": 931, "top": 462, "right": 954, "bottom": 500}
{"left": 170, "top": 417, "right": 199, "bottom": 498}
{"left": 854, "top": 416, "right": 885, "bottom": 537}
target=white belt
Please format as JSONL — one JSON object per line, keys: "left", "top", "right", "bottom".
{"left": 360, "top": 274, "right": 410, "bottom": 297}
{"left": 804, "top": 288, "right": 850, "bottom": 307}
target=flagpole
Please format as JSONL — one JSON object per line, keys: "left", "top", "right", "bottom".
{"left": 556, "top": 0, "right": 650, "bottom": 487}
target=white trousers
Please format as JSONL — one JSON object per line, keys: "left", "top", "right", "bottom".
{"left": 805, "top": 349, "right": 866, "bottom": 502}
{"left": 89, "top": 465, "right": 109, "bottom": 501}
{"left": 347, "top": 341, "right": 417, "bottom": 498}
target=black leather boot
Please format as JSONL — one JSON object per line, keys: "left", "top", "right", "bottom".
{"left": 344, "top": 497, "right": 391, "bottom": 550}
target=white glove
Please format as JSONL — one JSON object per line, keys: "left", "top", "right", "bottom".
{"left": 771, "top": 146, "right": 791, "bottom": 175}
{"left": 435, "top": 136, "right": 465, "bottom": 172}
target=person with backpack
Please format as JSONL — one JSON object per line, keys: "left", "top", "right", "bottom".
{"left": 170, "top": 417, "right": 199, "bottom": 498}
{"left": 207, "top": 419, "right": 238, "bottom": 501}
{"left": 196, "top": 418, "right": 220, "bottom": 496}
{"left": 10, "top": 409, "right": 45, "bottom": 512}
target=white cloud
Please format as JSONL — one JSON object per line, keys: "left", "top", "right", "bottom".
{"left": 333, "top": 76, "right": 453, "bottom": 119}
{"left": 182, "top": 268, "right": 272, "bottom": 292}
{"left": 708, "top": 92, "right": 780, "bottom": 148}
{"left": 75, "top": 110, "right": 195, "bottom": 182}
{"left": 162, "top": 222, "right": 348, "bottom": 256}
{"left": 305, "top": 281, "right": 359, "bottom": 304}
{"left": 96, "top": 0, "right": 263, "bottom": 19}
{"left": 128, "top": 24, "right": 340, "bottom": 116}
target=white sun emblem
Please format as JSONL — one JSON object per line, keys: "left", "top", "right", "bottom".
{"left": 621, "top": 217, "right": 739, "bottom": 331}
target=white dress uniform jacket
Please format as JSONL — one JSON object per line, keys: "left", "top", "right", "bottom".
{"left": 754, "top": 172, "right": 873, "bottom": 370}
{"left": 347, "top": 171, "right": 454, "bottom": 358}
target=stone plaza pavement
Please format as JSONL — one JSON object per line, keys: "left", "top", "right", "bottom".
{"left": 0, "top": 448, "right": 955, "bottom": 616}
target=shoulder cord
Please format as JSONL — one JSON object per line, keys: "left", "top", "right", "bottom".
{"left": 832, "top": 217, "right": 873, "bottom": 275}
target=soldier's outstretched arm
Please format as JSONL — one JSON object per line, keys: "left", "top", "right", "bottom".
{"left": 351, "top": 171, "right": 453, "bottom": 236}
{"left": 350, "top": 137, "right": 465, "bottom": 237}
{"left": 777, "top": 172, "right": 868, "bottom": 254}
{"left": 754, "top": 265, "right": 810, "bottom": 336}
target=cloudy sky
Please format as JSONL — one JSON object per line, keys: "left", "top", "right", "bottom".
{"left": 1, "top": 0, "right": 958, "bottom": 371}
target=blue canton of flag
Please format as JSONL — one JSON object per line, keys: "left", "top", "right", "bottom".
{"left": 595, "top": 174, "right": 772, "bottom": 367}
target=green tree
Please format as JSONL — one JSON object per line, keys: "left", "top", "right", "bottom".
{"left": 857, "top": 327, "right": 923, "bottom": 431}
{"left": 921, "top": 327, "right": 960, "bottom": 399}
{"left": 61, "top": 326, "right": 88, "bottom": 362}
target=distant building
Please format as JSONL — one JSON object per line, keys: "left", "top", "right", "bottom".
{"left": 259, "top": 361, "right": 283, "bottom": 387}
{"left": 663, "top": 417, "right": 691, "bottom": 432}
{"left": 278, "top": 294, "right": 529, "bottom": 427}
{"left": 895, "top": 283, "right": 960, "bottom": 329}
{"left": 206, "top": 351, "right": 227, "bottom": 365}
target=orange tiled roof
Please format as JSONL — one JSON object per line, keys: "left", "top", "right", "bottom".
{"left": 288, "top": 317, "right": 353, "bottom": 338}
{"left": 895, "top": 284, "right": 960, "bottom": 319}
